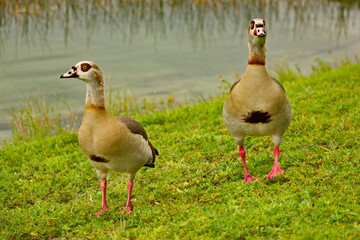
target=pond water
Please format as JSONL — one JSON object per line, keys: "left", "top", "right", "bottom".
{"left": 0, "top": 0, "right": 359, "bottom": 144}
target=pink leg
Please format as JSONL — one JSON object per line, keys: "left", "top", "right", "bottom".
{"left": 95, "top": 178, "right": 109, "bottom": 217}
{"left": 265, "top": 146, "right": 284, "bottom": 179}
{"left": 239, "top": 146, "right": 259, "bottom": 183}
{"left": 119, "top": 180, "right": 133, "bottom": 213}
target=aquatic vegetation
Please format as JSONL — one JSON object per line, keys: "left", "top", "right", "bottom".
{"left": 1, "top": 0, "right": 359, "bottom": 49}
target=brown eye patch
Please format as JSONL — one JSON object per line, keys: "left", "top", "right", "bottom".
{"left": 81, "top": 63, "right": 91, "bottom": 72}
{"left": 250, "top": 21, "right": 255, "bottom": 30}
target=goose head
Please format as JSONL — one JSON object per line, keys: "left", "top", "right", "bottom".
{"left": 248, "top": 18, "right": 267, "bottom": 47}
{"left": 60, "top": 61, "right": 103, "bottom": 83}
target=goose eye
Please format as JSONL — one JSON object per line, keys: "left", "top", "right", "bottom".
{"left": 81, "top": 63, "right": 91, "bottom": 72}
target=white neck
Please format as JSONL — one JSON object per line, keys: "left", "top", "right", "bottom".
{"left": 85, "top": 81, "right": 105, "bottom": 109}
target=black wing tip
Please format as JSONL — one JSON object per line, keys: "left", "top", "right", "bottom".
{"left": 144, "top": 163, "right": 155, "bottom": 168}
{"left": 271, "top": 77, "right": 286, "bottom": 92}
{"left": 229, "top": 79, "right": 241, "bottom": 92}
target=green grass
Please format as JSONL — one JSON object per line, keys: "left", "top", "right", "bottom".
{"left": 1, "top": 63, "right": 359, "bottom": 239}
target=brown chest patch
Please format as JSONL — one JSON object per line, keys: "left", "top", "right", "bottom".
{"left": 248, "top": 56, "right": 265, "bottom": 65}
{"left": 90, "top": 155, "right": 109, "bottom": 163}
{"left": 243, "top": 111, "right": 272, "bottom": 124}
{"left": 85, "top": 103, "right": 105, "bottom": 111}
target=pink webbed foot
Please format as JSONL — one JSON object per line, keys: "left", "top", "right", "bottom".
{"left": 239, "top": 146, "right": 261, "bottom": 183}
{"left": 265, "top": 146, "right": 284, "bottom": 179}
{"left": 119, "top": 180, "right": 134, "bottom": 214}
{"left": 95, "top": 178, "right": 110, "bottom": 217}
{"left": 244, "top": 174, "right": 262, "bottom": 183}
{"left": 95, "top": 206, "right": 109, "bottom": 217}
{"left": 265, "top": 165, "right": 284, "bottom": 179}
{"left": 119, "top": 208, "right": 132, "bottom": 214}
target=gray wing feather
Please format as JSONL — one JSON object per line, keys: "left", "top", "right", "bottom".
{"left": 117, "top": 116, "right": 159, "bottom": 161}
{"left": 117, "top": 116, "right": 148, "bottom": 140}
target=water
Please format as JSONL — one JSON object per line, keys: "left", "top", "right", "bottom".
{"left": 0, "top": 0, "right": 359, "bottom": 144}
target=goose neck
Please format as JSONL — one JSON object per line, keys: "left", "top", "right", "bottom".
{"left": 248, "top": 43, "right": 266, "bottom": 66}
{"left": 85, "top": 81, "right": 106, "bottom": 110}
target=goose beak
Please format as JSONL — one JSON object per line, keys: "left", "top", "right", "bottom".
{"left": 254, "top": 27, "right": 266, "bottom": 37}
{"left": 60, "top": 66, "right": 79, "bottom": 79}
{"left": 258, "top": 31, "right": 266, "bottom": 37}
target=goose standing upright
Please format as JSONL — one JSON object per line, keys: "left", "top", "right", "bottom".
{"left": 223, "top": 18, "right": 292, "bottom": 183}
{"left": 60, "top": 61, "right": 158, "bottom": 215}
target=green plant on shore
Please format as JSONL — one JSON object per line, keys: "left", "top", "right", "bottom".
{"left": 5, "top": 83, "right": 214, "bottom": 146}
{"left": 106, "top": 88, "right": 179, "bottom": 117}
{"left": 8, "top": 95, "right": 79, "bottom": 144}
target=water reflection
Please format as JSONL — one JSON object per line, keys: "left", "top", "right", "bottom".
{"left": 1, "top": 0, "right": 359, "bottom": 53}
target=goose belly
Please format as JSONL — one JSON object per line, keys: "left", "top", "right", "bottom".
{"left": 223, "top": 104, "right": 291, "bottom": 138}
{"left": 78, "top": 125, "right": 152, "bottom": 174}
{"left": 102, "top": 137, "right": 152, "bottom": 173}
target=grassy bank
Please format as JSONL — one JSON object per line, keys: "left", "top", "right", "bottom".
{"left": 1, "top": 63, "right": 359, "bottom": 239}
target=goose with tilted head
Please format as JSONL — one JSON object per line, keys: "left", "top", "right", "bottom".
{"left": 60, "top": 61, "right": 159, "bottom": 215}
{"left": 223, "top": 18, "right": 292, "bottom": 183}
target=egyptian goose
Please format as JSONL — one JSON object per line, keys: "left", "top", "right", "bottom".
{"left": 223, "top": 18, "right": 292, "bottom": 183}
{"left": 60, "top": 61, "right": 158, "bottom": 215}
